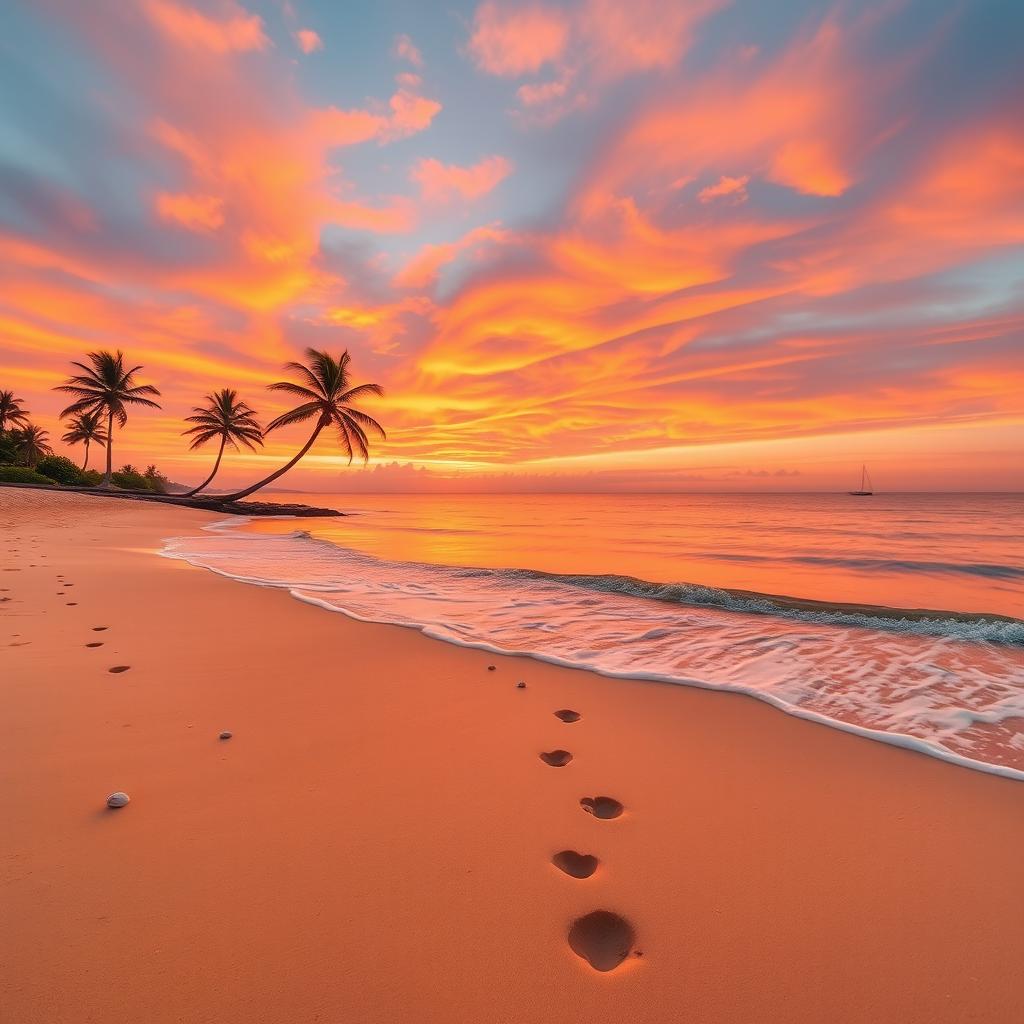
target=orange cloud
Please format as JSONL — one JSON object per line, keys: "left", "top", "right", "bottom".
{"left": 395, "top": 224, "right": 509, "bottom": 289}
{"left": 411, "top": 156, "right": 513, "bottom": 204}
{"left": 575, "top": 14, "right": 909, "bottom": 213}
{"left": 142, "top": 0, "right": 268, "bottom": 53}
{"left": 154, "top": 191, "right": 225, "bottom": 231}
{"left": 294, "top": 28, "right": 322, "bottom": 54}
{"left": 467, "top": 1, "right": 569, "bottom": 75}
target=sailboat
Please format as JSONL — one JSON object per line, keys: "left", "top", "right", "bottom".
{"left": 849, "top": 464, "right": 873, "bottom": 496}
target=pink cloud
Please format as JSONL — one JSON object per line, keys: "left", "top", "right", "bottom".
{"left": 294, "top": 28, "right": 322, "bottom": 54}
{"left": 385, "top": 89, "right": 443, "bottom": 140}
{"left": 142, "top": 0, "right": 268, "bottom": 53}
{"left": 411, "top": 156, "right": 513, "bottom": 204}
{"left": 698, "top": 174, "right": 750, "bottom": 204}
{"left": 311, "top": 87, "right": 441, "bottom": 148}
{"left": 517, "top": 75, "right": 570, "bottom": 106}
{"left": 580, "top": 0, "right": 725, "bottom": 79}
{"left": 468, "top": 0, "right": 724, "bottom": 121}
{"left": 393, "top": 33, "right": 424, "bottom": 68}
{"left": 467, "top": 1, "right": 569, "bottom": 76}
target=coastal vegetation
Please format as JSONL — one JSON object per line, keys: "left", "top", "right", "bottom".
{"left": 219, "top": 348, "right": 384, "bottom": 502}
{"left": 181, "top": 389, "right": 264, "bottom": 497}
{"left": 56, "top": 350, "right": 162, "bottom": 486}
{"left": 0, "top": 346, "right": 384, "bottom": 502}
{"left": 61, "top": 411, "right": 108, "bottom": 469}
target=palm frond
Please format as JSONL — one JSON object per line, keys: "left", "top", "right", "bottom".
{"left": 338, "top": 383, "right": 384, "bottom": 403}
{"left": 280, "top": 360, "right": 328, "bottom": 398}
{"left": 186, "top": 429, "right": 220, "bottom": 450}
{"left": 265, "top": 402, "right": 322, "bottom": 433}
{"left": 267, "top": 381, "right": 320, "bottom": 401}
{"left": 338, "top": 406, "right": 386, "bottom": 440}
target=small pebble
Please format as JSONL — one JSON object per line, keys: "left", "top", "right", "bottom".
{"left": 218, "top": 731, "right": 233, "bottom": 740}
{"left": 516, "top": 681, "right": 526, "bottom": 689}
{"left": 487, "top": 665, "right": 496, "bottom": 671}
{"left": 106, "top": 791, "right": 130, "bottom": 809}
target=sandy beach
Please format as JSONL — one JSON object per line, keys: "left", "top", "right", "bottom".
{"left": 2, "top": 487, "right": 1023, "bottom": 1024}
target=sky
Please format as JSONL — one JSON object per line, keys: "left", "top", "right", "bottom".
{"left": 0, "top": 0, "right": 1022, "bottom": 492}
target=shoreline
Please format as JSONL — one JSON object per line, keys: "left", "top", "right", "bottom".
{"left": 166, "top": 515, "right": 1024, "bottom": 781}
{"left": 3, "top": 489, "right": 1024, "bottom": 1023}
{"left": 0, "top": 480, "right": 343, "bottom": 518}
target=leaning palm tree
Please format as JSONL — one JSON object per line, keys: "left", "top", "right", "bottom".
{"left": 54, "top": 351, "right": 161, "bottom": 487}
{"left": 14, "top": 424, "right": 53, "bottom": 467}
{"left": 180, "top": 389, "right": 264, "bottom": 496}
{"left": 219, "top": 349, "right": 384, "bottom": 502}
{"left": 0, "top": 390, "right": 31, "bottom": 431}
{"left": 61, "top": 411, "right": 108, "bottom": 469}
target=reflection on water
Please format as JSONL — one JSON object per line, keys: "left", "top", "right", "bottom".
{"left": 247, "top": 492, "right": 1024, "bottom": 618}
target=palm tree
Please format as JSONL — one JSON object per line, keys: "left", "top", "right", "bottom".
{"left": 61, "top": 411, "right": 108, "bottom": 470}
{"left": 54, "top": 351, "right": 161, "bottom": 486}
{"left": 180, "top": 389, "right": 263, "bottom": 496}
{"left": 14, "top": 424, "right": 53, "bottom": 467}
{"left": 219, "top": 349, "right": 384, "bottom": 502}
{"left": 0, "top": 390, "right": 31, "bottom": 432}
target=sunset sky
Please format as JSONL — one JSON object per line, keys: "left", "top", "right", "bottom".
{"left": 1, "top": 0, "right": 1021, "bottom": 492}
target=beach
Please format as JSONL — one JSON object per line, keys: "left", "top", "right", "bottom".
{"left": 3, "top": 488, "right": 1024, "bottom": 1024}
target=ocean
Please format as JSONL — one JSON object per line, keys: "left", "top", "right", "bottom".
{"left": 162, "top": 492, "right": 1024, "bottom": 778}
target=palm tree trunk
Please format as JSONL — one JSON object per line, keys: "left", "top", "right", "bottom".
{"left": 182, "top": 436, "right": 226, "bottom": 497}
{"left": 218, "top": 420, "right": 326, "bottom": 502}
{"left": 82, "top": 441, "right": 90, "bottom": 471}
{"left": 102, "top": 409, "right": 114, "bottom": 487}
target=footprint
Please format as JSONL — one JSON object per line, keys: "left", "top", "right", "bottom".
{"left": 552, "top": 850, "right": 599, "bottom": 879}
{"left": 540, "top": 750, "right": 573, "bottom": 767}
{"left": 108, "top": 666, "right": 131, "bottom": 674}
{"left": 580, "top": 796, "right": 623, "bottom": 819}
{"left": 92, "top": 626, "right": 109, "bottom": 632}
{"left": 86, "top": 642, "right": 104, "bottom": 648}
{"left": 568, "top": 911, "right": 636, "bottom": 972}
{"left": 554, "top": 709, "right": 581, "bottom": 723}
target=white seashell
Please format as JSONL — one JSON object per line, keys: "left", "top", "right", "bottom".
{"left": 106, "top": 791, "right": 130, "bottom": 809}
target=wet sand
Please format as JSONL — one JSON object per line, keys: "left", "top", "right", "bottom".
{"left": 2, "top": 487, "right": 1023, "bottom": 1023}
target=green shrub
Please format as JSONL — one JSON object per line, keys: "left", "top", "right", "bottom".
{"left": 82, "top": 469, "right": 102, "bottom": 486}
{"left": 0, "top": 466, "right": 54, "bottom": 485}
{"left": 143, "top": 465, "right": 169, "bottom": 494}
{"left": 37, "top": 455, "right": 87, "bottom": 486}
{"left": 0, "top": 430, "right": 18, "bottom": 465}
{"left": 112, "top": 468, "right": 151, "bottom": 490}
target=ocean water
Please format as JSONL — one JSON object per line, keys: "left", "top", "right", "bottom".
{"left": 162, "top": 493, "right": 1024, "bottom": 778}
